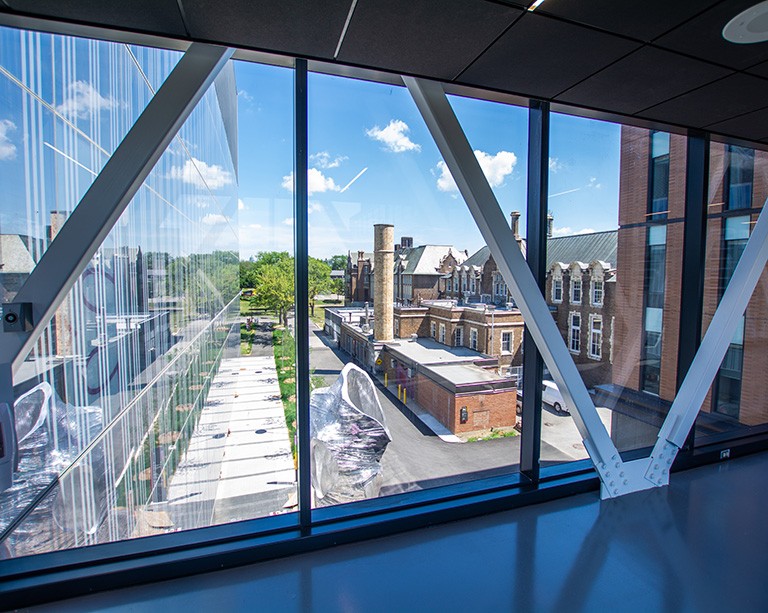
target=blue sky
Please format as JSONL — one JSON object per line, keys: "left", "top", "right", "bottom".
{"left": 234, "top": 61, "right": 622, "bottom": 261}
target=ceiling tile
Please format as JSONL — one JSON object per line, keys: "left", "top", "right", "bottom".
{"left": 3, "top": 0, "right": 187, "bottom": 37}
{"left": 180, "top": 0, "right": 353, "bottom": 59}
{"left": 336, "top": 0, "right": 522, "bottom": 81}
{"left": 637, "top": 73, "right": 768, "bottom": 129}
{"left": 459, "top": 13, "right": 640, "bottom": 99}
{"left": 655, "top": 0, "right": 768, "bottom": 70}
{"left": 537, "top": 0, "right": 720, "bottom": 42}
{"left": 706, "top": 107, "right": 768, "bottom": 142}
{"left": 745, "top": 59, "right": 768, "bottom": 79}
{"left": 556, "top": 46, "right": 732, "bottom": 115}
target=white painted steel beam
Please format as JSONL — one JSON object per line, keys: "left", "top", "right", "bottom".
{"left": 404, "top": 76, "right": 629, "bottom": 497}
{"left": 0, "top": 43, "right": 233, "bottom": 375}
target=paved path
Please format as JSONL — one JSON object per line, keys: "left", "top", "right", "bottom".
{"left": 166, "top": 321, "right": 295, "bottom": 528}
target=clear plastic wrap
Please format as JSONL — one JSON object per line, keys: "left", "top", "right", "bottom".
{"left": 310, "top": 363, "right": 391, "bottom": 506}
{"left": 0, "top": 382, "right": 105, "bottom": 557}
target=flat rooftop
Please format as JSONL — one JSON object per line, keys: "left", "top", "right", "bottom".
{"left": 427, "top": 362, "right": 507, "bottom": 386}
{"left": 384, "top": 337, "right": 484, "bottom": 365}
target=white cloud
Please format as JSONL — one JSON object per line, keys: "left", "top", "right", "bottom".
{"left": 238, "top": 198, "right": 246, "bottom": 210}
{"left": 57, "top": 81, "right": 117, "bottom": 118}
{"left": 588, "top": 176, "right": 602, "bottom": 189}
{"left": 549, "top": 157, "right": 564, "bottom": 173}
{"left": 436, "top": 150, "right": 517, "bottom": 193}
{"left": 0, "top": 119, "right": 16, "bottom": 161}
{"left": 308, "top": 201, "right": 324, "bottom": 214}
{"left": 281, "top": 168, "right": 340, "bottom": 195}
{"left": 238, "top": 89, "right": 254, "bottom": 103}
{"left": 195, "top": 200, "right": 210, "bottom": 209}
{"left": 282, "top": 218, "right": 293, "bottom": 226}
{"left": 366, "top": 119, "right": 421, "bottom": 153}
{"left": 310, "top": 151, "right": 347, "bottom": 169}
{"left": 201, "top": 213, "right": 230, "bottom": 226}
{"left": 246, "top": 223, "right": 262, "bottom": 229}
{"left": 170, "top": 157, "right": 234, "bottom": 190}
{"left": 552, "top": 226, "right": 596, "bottom": 237}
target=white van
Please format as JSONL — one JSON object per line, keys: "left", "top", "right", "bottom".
{"left": 542, "top": 380, "right": 569, "bottom": 414}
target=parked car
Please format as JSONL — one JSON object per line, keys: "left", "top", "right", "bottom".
{"left": 542, "top": 380, "right": 569, "bottom": 414}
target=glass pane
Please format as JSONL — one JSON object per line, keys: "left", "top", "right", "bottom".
{"left": 0, "top": 47, "right": 297, "bottom": 558}
{"left": 695, "top": 143, "right": 768, "bottom": 441}
{"left": 0, "top": 26, "right": 181, "bottom": 276}
{"left": 307, "top": 72, "right": 527, "bottom": 508}
{"left": 542, "top": 116, "right": 684, "bottom": 465}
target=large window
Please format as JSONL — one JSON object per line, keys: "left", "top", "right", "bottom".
{"left": 725, "top": 146, "right": 754, "bottom": 211}
{"left": 648, "top": 131, "right": 670, "bottom": 219}
{"left": 569, "top": 312, "right": 581, "bottom": 354}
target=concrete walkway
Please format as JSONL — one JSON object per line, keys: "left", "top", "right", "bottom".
{"left": 166, "top": 345, "right": 295, "bottom": 528}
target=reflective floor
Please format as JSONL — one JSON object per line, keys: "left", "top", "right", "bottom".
{"left": 30, "top": 452, "right": 768, "bottom": 612}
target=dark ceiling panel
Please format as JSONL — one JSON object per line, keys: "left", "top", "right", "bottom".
{"left": 459, "top": 13, "right": 640, "bottom": 99}
{"left": 336, "top": 0, "right": 522, "bottom": 81}
{"left": 537, "top": 0, "right": 720, "bottom": 42}
{"left": 637, "top": 73, "right": 768, "bottom": 129}
{"left": 3, "top": 0, "right": 187, "bottom": 37}
{"left": 556, "top": 46, "right": 732, "bottom": 115}
{"left": 745, "top": 59, "right": 768, "bottom": 79}
{"left": 707, "top": 107, "right": 768, "bottom": 141}
{"left": 655, "top": 0, "right": 768, "bottom": 70}
{"left": 180, "top": 0, "right": 352, "bottom": 59}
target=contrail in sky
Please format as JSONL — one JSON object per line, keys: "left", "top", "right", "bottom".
{"left": 548, "top": 187, "right": 581, "bottom": 198}
{"left": 339, "top": 167, "right": 368, "bottom": 193}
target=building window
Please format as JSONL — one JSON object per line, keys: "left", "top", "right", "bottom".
{"left": 470, "top": 328, "right": 478, "bottom": 350}
{"left": 394, "top": 319, "right": 400, "bottom": 337}
{"left": 648, "top": 131, "right": 670, "bottom": 219}
{"left": 430, "top": 321, "right": 436, "bottom": 338}
{"left": 461, "top": 272, "right": 467, "bottom": 292}
{"left": 470, "top": 274, "right": 476, "bottom": 294}
{"left": 454, "top": 327, "right": 463, "bottom": 347}
{"left": 713, "top": 216, "right": 750, "bottom": 417}
{"left": 446, "top": 279, "right": 452, "bottom": 292}
{"left": 641, "top": 225, "right": 666, "bottom": 394}
{"left": 501, "top": 331, "right": 512, "bottom": 353}
{"left": 571, "top": 277, "right": 582, "bottom": 304}
{"left": 552, "top": 277, "right": 562, "bottom": 303}
{"left": 439, "top": 323, "right": 446, "bottom": 344}
{"left": 588, "top": 315, "right": 602, "bottom": 360}
{"left": 569, "top": 312, "right": 581, "bottom": 354}
{"left": 725, "top": 145, "right": 754, "bottom": 210}
{"left": 591, "top": 275, "right": 604, "bottom": 307}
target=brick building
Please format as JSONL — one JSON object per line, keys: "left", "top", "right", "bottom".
{"left": 610, "top": 127, "right": 768, "bottom": 440}
{"left": 345, "top": 250, "right": 373, "bottom": 304}
{"left": 393, "top": 301, "right": 524, "bottom": 371}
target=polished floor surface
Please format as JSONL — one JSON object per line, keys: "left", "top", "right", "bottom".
{"left": 29, "top": 452, "right": 768, "bottom": 612}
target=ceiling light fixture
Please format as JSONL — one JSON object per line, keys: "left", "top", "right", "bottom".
{"left": 723, "top": 0, "right": 768, "bottom": 44}
{"left": 528, "top": 0, "right": 546, "bottom": 12}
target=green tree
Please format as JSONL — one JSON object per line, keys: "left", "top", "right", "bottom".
{"left": 325, "top": 254, "right": 348, "bottom": 271}
{"left": 308, "top": 257, "right": 332, "bottom": 317}
{"left": 251, "top": 258, "right": 295, "bottom": 326}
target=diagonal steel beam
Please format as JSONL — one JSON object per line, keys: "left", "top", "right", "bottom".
{"left": 404, "top": 76, "right": 628, "bottom": 497}
{"left": 1, "top": 43, "right": 233, "bottom": 375}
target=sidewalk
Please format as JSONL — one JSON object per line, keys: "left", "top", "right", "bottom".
{"left": 376, "top": 374, "right": 463, "bottom": 444}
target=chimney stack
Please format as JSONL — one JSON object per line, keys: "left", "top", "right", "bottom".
{"left": 510, "top": 211, "right": 520, "bottom": 239}
{"left": 547, "top": 212, "right": 554, "bottom": 238}
{"left": 374, "top": 224, "right": 394, "bottom": 341}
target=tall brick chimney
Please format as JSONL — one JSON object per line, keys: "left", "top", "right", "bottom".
{"left": 510, "top": 211, "right": 520, "bottom": 239}
{"left": 373, "top": 224, "right": 394, "bottom": 341}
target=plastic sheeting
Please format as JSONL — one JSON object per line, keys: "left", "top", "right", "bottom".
{"left": 0, "top": 382, "right": 105, "bottom": 557}
{"left": 310, "top": 363, "right": 391, "bottom": 506}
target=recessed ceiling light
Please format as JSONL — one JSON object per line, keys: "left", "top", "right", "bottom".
{"left": 528, "top": 0, "right": 547, "bottom": 12}
{"left": 723, "top": 0, "right": 768, "bottom": 44}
